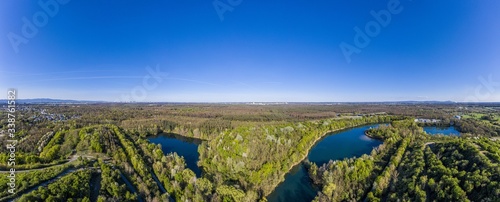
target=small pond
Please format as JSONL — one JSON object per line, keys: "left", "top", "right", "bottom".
{"left": 148, "top": 133, "right": 202, "bottom": 177}
{"left": 423, "top": 126, "right": 460, "bottom": 136}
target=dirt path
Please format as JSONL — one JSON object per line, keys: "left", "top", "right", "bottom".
{"left": 423, "top": 142, "right": 435, "bottom": 147}
{"left": 0, "top": 155, "right": 95, "bottom": 174}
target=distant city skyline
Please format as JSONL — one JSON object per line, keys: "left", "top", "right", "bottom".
{"left": 1, "top": 1, "right": 499, "bottom": 102}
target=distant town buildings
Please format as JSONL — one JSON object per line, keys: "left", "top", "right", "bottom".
{"left": 0, "top": 105, "right": 80, "bottom": 123}
{"left": 414, "top": 118, "right": 441, "bottom": 123}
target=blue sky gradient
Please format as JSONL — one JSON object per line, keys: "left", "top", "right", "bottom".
{"left": 1, "top": 0, "right": 499, "bottom": 102}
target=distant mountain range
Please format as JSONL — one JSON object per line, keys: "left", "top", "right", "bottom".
{"left": 0, "top": 98, "right": 498, "bottom": 104}
{"left": 0, "top": 98, "right": 106, "bottom": 104}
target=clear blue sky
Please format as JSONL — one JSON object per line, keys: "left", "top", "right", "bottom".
{"left": 1, "top": 0, "right": 499, "bottom": 102}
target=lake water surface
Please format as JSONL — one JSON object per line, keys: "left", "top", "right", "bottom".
{"left": 148, "top": 133, "right": 202, "bottom": 177}
{"left": 423, "top": 126, "right": 460, "bottom": 136}
{"left": 267, "top": 124, "right": 382, "bottom": 202}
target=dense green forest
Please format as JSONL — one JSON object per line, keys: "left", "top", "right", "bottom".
{"left": 0, "top": 103, "right": 499, "bottom": 201}
{"left": 308, "top": 120, "right": 500, "bottom": 201}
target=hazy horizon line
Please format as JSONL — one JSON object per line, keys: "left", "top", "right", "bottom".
{"left": 3, "top": 97, "right": 500, "bottom": 104}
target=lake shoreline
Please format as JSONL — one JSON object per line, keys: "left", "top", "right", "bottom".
{"left": 265, "top": 123, "right": 380, "bottom": 199}
{"left": 364, "top": 131, "right": 384, "bottom": 140}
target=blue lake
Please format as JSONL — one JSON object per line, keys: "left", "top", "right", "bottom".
{"left": 148, "top": 133, "right": 202, "bottom": 177}
{"left": 423, "top": 126, "right": 460, "bottom": 136}
{"left": 267, "top": 124, "right": 383, "bottom": 202}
